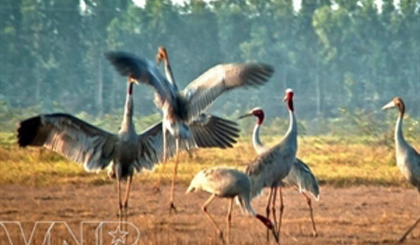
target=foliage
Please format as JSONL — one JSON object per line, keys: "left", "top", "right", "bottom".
{"left": 0, "top": 0, "right": 419, "bottom": 126}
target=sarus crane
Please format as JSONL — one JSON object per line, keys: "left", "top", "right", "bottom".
{"left": 106, "top": 49, "right": 274, "bottom": 212}
{"left": 383, "top": 97, "right": 420, "bottom": 243}
{"left": 243, "top": 89, "right": 298, "bottom": 243}
{"left": 239, "top": 107, "right": 320, "bottom": 237}
{"left": 187, "top": 166, "right": 279, "bottom": 244}
{"left": 17, "top": 75, "right": 239, "bottom": 220}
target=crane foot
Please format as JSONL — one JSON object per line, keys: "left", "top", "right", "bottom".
{"left": 312, "top": 231, "right": 318, "bottom": 237}
{"left": 396, "top": 236, "right": 407, "bottom": 244}
{"left": 218, "top": 231, "right": 225, "bottom": 243}
{"left": 169, "top": 202, "right": 177, "bottom": 215}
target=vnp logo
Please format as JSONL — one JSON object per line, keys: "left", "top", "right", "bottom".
{"left": 0, "top": 221, "right": 140, "bottom": 245}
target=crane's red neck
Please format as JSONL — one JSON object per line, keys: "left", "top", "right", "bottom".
{"left": 253, "top": 110, "right": 265, "bottom": 125}
{"left": 395, "top": 97, "right": 405, "bottom": 118}
{"left": 128, "top": 76, "right": 134, "bottom": 95}
{"left": 284, "top": 91, "right": 294, "bottom": 111}
{"left": 128, "top": 83, "right": 133, "bottom": 95}
{"left": 256, "top": 214, "right": 274, "bottom": 229}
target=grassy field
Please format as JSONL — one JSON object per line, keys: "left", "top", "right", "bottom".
{"left": 2, "top": 132, "right": 420, "bottom": 244}
{"left": 0, "top": 131, "right": 410, "bottom": 188}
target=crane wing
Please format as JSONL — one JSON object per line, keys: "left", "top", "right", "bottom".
{"left": 181, "top": 63, "right": 274, "bottom": 121}
{"left": 188, "top": 113, "right": 239, "bottom": 149}
{"left": 287, "top": 159, "right": 320, "bottom": 200}
{"left": 17, "top": 113, "right": 117, "bottom": 171}
{"left": 136, "top": 114, "right": 240, "bottom": 169}
{"left": 105, "top": 51, "right": 177, "bottom": 108}
{"left": 246, "top": 144, "right": 294, "bottom": 180}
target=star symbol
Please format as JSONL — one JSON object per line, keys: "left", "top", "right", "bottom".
{"left": 108, "top": 225, "right": 129, "bottom": 245}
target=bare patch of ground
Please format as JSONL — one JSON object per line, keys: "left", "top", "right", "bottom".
{"left": 0, "top": 183, "right": 419, "bottom": 244}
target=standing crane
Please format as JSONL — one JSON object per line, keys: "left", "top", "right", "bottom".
{"left": 239, "top": 107, "right": 320, "bottom": 237}
{"left": 106, "top": 50, "right": 274, "bottom": 212}
{"left": 243, "top": 89, "right": 298, "bottom": 242}
{"left": 383, "top": 97, "right": 420, "bottom": 243}
{"left": 17, "top": 76, "right": 239, "bottom": 221}
{"left": 186, "top": 166, "right": 279, "bottom": 244}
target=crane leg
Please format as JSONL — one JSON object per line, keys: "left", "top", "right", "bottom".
{"left": 302, "top": 192, "right": 318, "bottom": 237}
{"left": 123, "top": 175, "right": 133, "bottom": 215}
{"left": 153, "top": 128, "right": 168, "bottom": 193}
{"left": 120, "top": 175, "right": 133, "bottom": 234}
{"left": 265, "top": 187, "right": 274, "bottom": 242}
{"left": 272, "top": 186, "right": 278, "bottom": 233}
{"left": 202, "top": 194, "right": 224, "bottom": 241}
{"left": 226, "top": 198, "right": 233, "bottom": 244}
{"left": 169, "top": 138, "right": 179, "bottom": 214}
{"left": 397, "top": 216, "right": 420, "bottom": 244}
{"left": 117, "top": 175, "right": 122, "bottom": 227}
{"left": 277, "top": 187, "right": 285, "bottom": 237}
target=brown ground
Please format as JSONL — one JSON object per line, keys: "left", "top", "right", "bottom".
{"left": 0, "top": 183, "right": 419, "bottom": 244}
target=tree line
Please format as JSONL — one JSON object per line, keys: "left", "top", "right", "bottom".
{"left": 0, "top": 0, "right": 419, "bottom": 132}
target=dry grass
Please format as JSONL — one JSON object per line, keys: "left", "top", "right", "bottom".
{"left": 0, "top": 132, "right": 411, "bottom": 188}
{"left": 2, "top": 132, "right": 420, "bottom": 244}
{"left": 1, "top": 184, "right": 420, "bottom": 244}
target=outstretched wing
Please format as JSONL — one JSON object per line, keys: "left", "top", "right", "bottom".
{"left": 105, "top": 51, "right": 177, "bottom": 108}
{"left": 17, "top": 113, "right": 117, "bottom": 171}
{"left": 136, "top": 114, "right": 240, "bottom": 169}
{"left": 189, "top": 113, "right": 239, "bottom": 148}
{"left": 181, "top": 63, "right": 274, "bottom": 121}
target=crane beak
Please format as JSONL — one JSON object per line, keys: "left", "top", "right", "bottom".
{"left": 256, "top": 214, "right": 279, "bottom": 243}
{"left": 271, "top": 228, "right": 280, "bottom": 244}
{"left": 238, "top": 112, "right": 253, "bottom": 119}
{"left": 128, "top": 75, "right": 139, "bottom": 85}
{"left": 382, "top": 100, "right": 396, "bottom": 110}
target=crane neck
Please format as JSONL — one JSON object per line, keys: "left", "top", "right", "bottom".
{"left": 283, "top": 109, "right": 297, "bottom": 148}
{"left": 395, "top": 114, "right": 410, "bottom": 155}
{"left": 120, "top": 83, "right": 136, "bottom": 134}
{"left": 252, "top": 122, "right": 265, "bottom": 154}
{"left": 163, "top": 56, "right": 179, "bottom": 92}
{"left": 287, "top": 97, "right": 294, "bottom": 112}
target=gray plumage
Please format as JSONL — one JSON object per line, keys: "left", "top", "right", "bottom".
{"left": 244, "top": 90, "right": 298, "bottom": 199}
{"left": 383, "top": 97, "right": 420, "bottom": 190}
{"left": 383, "top": 97, "right": 420, "bottom": 243}
{"left": 187, "top": 167, "right": 279, "bottom": 243}
{"left": 17, "top": 112, "right": 239, "bottom": 177}
{"left": 239, "top": 89, "right": 298, "bottom": 240}
{"left": 283, "top": 159, "right": 320, "bottom": 200}
{"left": 240, "top": 107, "right": 319, "bottom": 236}
{"left": 120, "top": 46, "right": 270, "bottom": 211}
{"left": 17, "top": 80, "right": 239, "bottom": 217}
{"left": 246, "top": 142, "right": 297, "bottom": 198}
{"left": 106, "top": 49, "right": 274, "bottom": 137}
{"left": 187, "top": 167, "right": 255, "bottom": 215}
{"left": 240, "top": 107, "right": 319, "bottom": 200}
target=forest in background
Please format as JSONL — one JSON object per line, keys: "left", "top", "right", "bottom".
{"left": 0, "top": 0, "right": 419, "bottom": 135}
